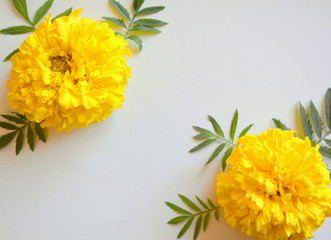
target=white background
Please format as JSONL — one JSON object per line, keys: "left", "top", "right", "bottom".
{"left": 0, "top": 0, "right": 330, "bottom": 239}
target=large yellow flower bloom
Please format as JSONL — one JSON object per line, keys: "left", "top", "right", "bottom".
{"left": 7, "top": 10, "right": 131, "bottom": 132}
{"left": 216, "top": 129, "right": 331, "bottom": 240}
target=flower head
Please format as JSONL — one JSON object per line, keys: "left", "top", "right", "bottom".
{"left": 216, "top": 129, "right": 331, "bottom": 240}
{"left": 7, "top": 9, "right": 131, "bottom": 132}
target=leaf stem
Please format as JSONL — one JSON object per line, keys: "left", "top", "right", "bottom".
{"left": 214, "top": 135, "right": 235, "bottom": 147}
{"left": 316, "top": 130, "right": 331, "bottom": 145}
{"left": 124, "top": 14, "right": 136, "bottom": 39}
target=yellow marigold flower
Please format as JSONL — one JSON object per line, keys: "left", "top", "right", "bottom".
{"left": 7, "top": 9, "right": 131, "bottom": 132}
{"left": 216, "top": 129, "right": 331, "bottom": 240}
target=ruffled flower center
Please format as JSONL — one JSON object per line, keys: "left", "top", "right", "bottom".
{"left": 49, "top": 55, "right": 71, "bottom": 74}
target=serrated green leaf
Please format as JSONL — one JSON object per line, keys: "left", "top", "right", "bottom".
{"left": 102, "top": 17, "right": 127, "bottom": 28}
{"left": 110, "top": 0, "right": 131, "bottom": 21}
{"left": 325, "top": 139, "right": 331, "bottom": 147}
{"left": 0, "top": 121, "right": 18, "bottom": 130}
{"left": 32, "top": 0, "right": 54, "bottom": 26}
{"left": 1, "top": 114, "right": 26, "bottom": 124}
{"left": 12, "top": 112, "right": 27, "bottom": 120}
{"left": 3, "top": 48, "right": 20, "bottom": 62}
{"left": 34, "top": 123, "right": 46, "bottom": 142}
{"left": 208, "top": 115, "right": 224, "bottom": 138}
{"left": 325, "top": 88, "right": 331, "bottom": 130}
{"left": 189, "top": 138, "right": 217, "bottom": 153}
{"left": 214, "top": 209, "right": 219, "bottom": 221}
{"left": 177, "top": 217, "right": 194, "bottom": 239}
{"left": 205, "top": 143, "right": 226, "bottom": 165}
{"left": 222, "top": 147, "right": 234, "bottom": 171}
{"left": 193, "top": 133, "right": 210, "bottom": 140}
{"left": 193, "top": 215, "right": 202, "bottom": 240}
{"left": 179, "top": 194, "right": 201, "bottom": 212}
{"left": 168, "top": 215, "right": 191, "bottom": 225}
{"left": 192, "top": 126, "right": 214, "bottom": 136}
{"left": 320, "top": 146, "right": 331, "bottom": 159}
{"left": 27, "top": 125, "right": 34, "bottom": 151}
{"left": 133, "top": 18, "right": 167, "bottom": 27}
{"left": 127, "top": 35, "right": 143, "bottom": 51}
{"left": 203, "top": 212, "right": 210, "bottom": 232}
{"left": 195, "top": 196, "right": 208, "bottom": 210}
{"left": 207, "top": 198, "right": 216, "bottom": 208}
{"left": 272, "top": 118, "right": 290, "bottom": 131}
{"left": 239, "top": 124, "right": 254, "bottom": 138}
{"left": 0, "top": 131, "right": 17, "bottom": 149}
{"left": 310, "top": 101, "right": 323, "bottom": 138}
{"left": 165, "top": 202, "right": 192, "bottom": 215}
{"left": 12, "top": 0, "right": 31, "bottom": 24}
{"left": 51, "top": 7, "right": 73, "bottom": 23}
{"left": 130, "top": 25, "right": 161, "bottom": 33}
{"left": 15, "top": 130, "right": 23, "bottom": 155}
{"left": 299, "top": 102, "right": 313, "bottom": 140}
{"left": 0, "top": 25, "right": 35, "bottom": 35}
{"left": 133, "top": 0, "right": 144, "bottom": 13}
{"left": 230, "top": 110, "right": 238, "bottom": 141}
{"left": 136, "top": 6, "right": 165, "bottom": 16}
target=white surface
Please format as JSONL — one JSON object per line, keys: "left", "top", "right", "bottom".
{"left": 0, "top": 0, "right": 330, "bottom": 239}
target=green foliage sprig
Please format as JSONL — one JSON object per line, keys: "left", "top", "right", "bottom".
{"left": 103, "top": 0, "right": 167, "bottom": 51}
{"left": 272, "top": 88, "right": 331, "bottom": 158}
{"left": 0, "top": 112, "right": 46, "bottom": 155}
{"left": 166, "top": 195, "right": 219, "bottom": 240}
{"left": 189, "top": 110, "right": 253, "bottom": 171}
{"left": 0, "top": 0, "right": 72, "bottom": 61}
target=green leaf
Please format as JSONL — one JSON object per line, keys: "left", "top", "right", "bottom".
{"left": 114, "top": 31, "right": 125, "bottom": 38}
{"left": 320, "top": 146, "right": 331, "bottom": 159}
{"left": 0, "top": 131, "right": 17, "bottom": 149}
{"left": 230, "top": 110, "right": 238, "bottom": 141}
{"left": 34, "top": 123, "right": 46, "bottom": 142}
{"left": 102, "top": 17, "right": 127, "bottom": 28}
{"left": 133, "top": 0, "right": 144, "bottom": 13}
{"left": 299, "top": 102, "right": 313, "bottom": 140}
{"left": 239, "top": 124, "right": 254, "bottom": 138}
{"left": 324, "top": 139, "right": 331, "bottom": 147}
{"left": 12, "top": 112, "right": 27, "bottom": 120}
{"left": 193, "top": 215, "right": 202, "bottom": 240}
{"left": 177, "top": 217, "right": 194, "bottom": 239}
{"left": 165, "top": 202, "right": 192, "bottom": 215}
{"left": 325, "top": 88, "right": 331, "bottom": 130}
{"left": 189, "top": 138, "right": 217, "bottom": 153}
{"left": 168, "top": 216, "right": 191, "bottom": 225}
{"left": 0, "top": 25, "right": 35, "bottom": 35}
{"left": 133, "top": 18, "right": 167, "bottom": 27}
{"left": 1, "top": 114, "right": 26, "bottom": 124}
{"left": 27, "top": 125, "right": 34, "bottom": 151}
{"left": 15, "top": 130, "right": 23, "bottom": 155}
{"left": 51, "top": 7, "right": 73, "bottom": 23}
{"left": 195, "top": 196, "right": 208, "bottom": 210}
{"left": 179, "top": 194, "right": 201, "bottom": 212}
{"left": 12, "top": 0, "right": 31, "bottom": 24}
{"left": 214, "top": 209, "right": 219, "bottom": 221}
{"left": 130, "top": 25, "right": 161, "bottom": 33}
{"left": 193, "top": 133, "right": 210, "bottom": 140}
{"left": 207, "top": 198, "right": 216, "bottom": 208}
{"left": 310, "top": 101, "right": 323, "bottom": 138}
{"left": 127, "top": 35, "right": 143, "bottom": 51}
{"left": 32, "top": 0, "right": 54, "bottom": 26}
{"left": 136, "top": 6, "right": 165, "bottom": 16}
{"left": 272, "top": 118, "right": 290, "bottom": 131}
{"left": 208, "top": 115, "right": 224, "bottom": 138}
{"left": 205, "top": 143, "right": 226, "bottom": 165}
{"left": 192, "top": 126, "right": 214, "bottom": 136}
{"left": 3, "top": 48, "right": 20, "bottom": 62}
{"left": 203, "top": 212, "right": 210, "bottom": 232}
{"left": 110, "top": 0, "right": 131, "bottom": 21}
{"left": 0, "top": 121, "right": 18, "bottom": 130}
{"left": 222, "top": 147, "right": 234, "bottom": 171}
